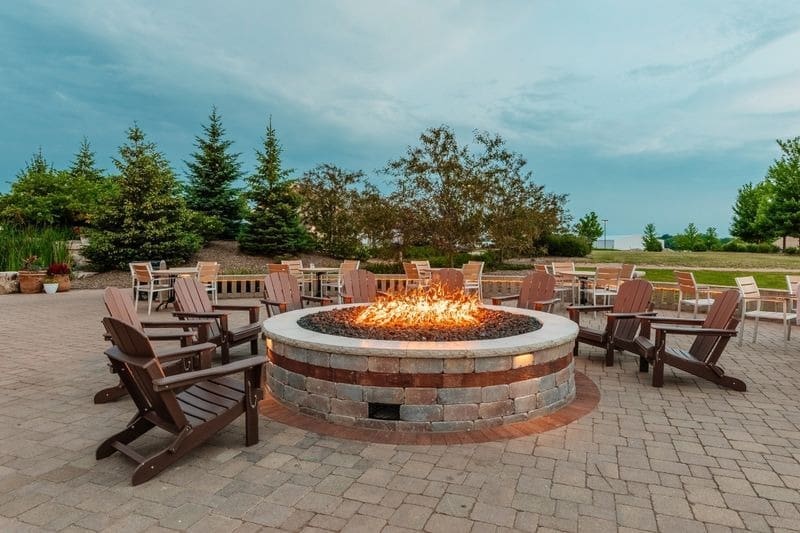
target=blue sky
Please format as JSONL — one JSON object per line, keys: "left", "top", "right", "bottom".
{"left": 2, "top": 1, "right": 800, "bottom": 235}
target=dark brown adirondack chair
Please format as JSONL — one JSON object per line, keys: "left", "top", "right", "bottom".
{"left": 431, "top": 268, "right": 464, "bottom": 293}
{"left": 261, "top": 271, "right": 331, "bottom": 317}
{"left": 341, "top": 269, "right": 388, "bottom": 304}
{"left": 635, "top": 289, "right": 743, "bottom": 391}
{"left": 172, "top": 277, "right": 261, "bottom": 364}
{"left": 95, "top": 287, "right": 215, "bottom": 404}
{"left": 98, "top": 317, "right": 264, "bottom": 485}
{"left": 491, "top": 272, "right": 559, "bottom": 312}
{"left": 568, "top": 279, "right": 654, "bottom": 366}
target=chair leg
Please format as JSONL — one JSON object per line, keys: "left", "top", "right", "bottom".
{"left": 693, "top": 301, "right": 698, "bottom": 319}
{"left": 652, "top": 356, "right": 664, "bottom": 387}
{"left": 739, "top": 307, "right": 746, "bottom": 346}
{"left": 147, "top": 291, "right": 154, "bottom": 315}
{"left": 639, "top": 356, "right": 649, "bottom": 373}
{"left": 250, "top": 338, "right": 258, "bottom": 355}
{"left": 753, "top": 317, "right": 759, "bottom": 342}
{"left": 605, "top": 344, "right": 614, "bottom": 366}
{"left": 96, "top": 416, "right": 155, "bottom": 459}
{"left": 221, "top": 343, "right": 230, "bottom": 365}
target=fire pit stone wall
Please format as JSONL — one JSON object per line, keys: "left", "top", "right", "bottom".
{"left": 262, "top": 305, "right": 579, "bottom": 432}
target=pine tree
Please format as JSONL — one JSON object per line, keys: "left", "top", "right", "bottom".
{"left": 69, "top": 137, "right": 105, "bottom": 182}
{"left": 84, "top": 124, "right": 201, "bottom": 270}
{"left": 641, "top": 223, "right": 663, "bottom": 251}
{"left": 184, "top": 107, "right": 244, "bottom": 239}
{"left": 238, "top": 117, "right": 311, "bottom": 255}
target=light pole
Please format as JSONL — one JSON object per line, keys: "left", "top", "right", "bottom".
{"left": 602, "top": 219, "right": 608, "bottom": 249}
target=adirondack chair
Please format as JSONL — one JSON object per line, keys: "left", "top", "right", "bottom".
{"left": 95, "top": 287, "right": 216, "bottom": 404}
{"left": 261, "top": 271, "right": 331, "bottom": 317}
{"left": 568, "top": 279, "right": 654, "bottom": 366}
{"left": 634, "top": 289, "right": 744, "bottom": 391}
{"left": 431, "top": 268, "right": 465, "bottom": 294}
{"left": 98, "top": 317, "right": 264, "bottom": 485}
{"left": 341, "top": 269, "right": 387, "bottom": 304}
{"left": 172, "top": 277, "right": 261, "bottom": 364}
{"left": 491, "top": 272, "right": 560, "bottom": 312}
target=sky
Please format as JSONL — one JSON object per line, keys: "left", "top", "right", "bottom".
{"left": 2, "top": 1, "right": 800, "bottom": 235}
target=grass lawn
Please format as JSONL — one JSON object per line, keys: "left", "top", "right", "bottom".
{"left": 583, "top": 250, "right": 800, "bottom": 270}
{"left": 642, "top": 268, "right": 797, "bottom": 290}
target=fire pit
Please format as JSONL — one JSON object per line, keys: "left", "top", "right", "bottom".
{"left": 262, "top": 290, "right": 579, "bottom": 432}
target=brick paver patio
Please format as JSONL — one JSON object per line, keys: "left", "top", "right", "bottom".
{"left": 1, "top": 289, "right": 799, "bottom": 532}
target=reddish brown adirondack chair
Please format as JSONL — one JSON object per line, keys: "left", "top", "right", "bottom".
{"left": 341, "top": 269, "right": 388, "bottom": 304}
{"left": 635, "top": 289, "right": 743, "bottom": 391}
{"left": 491, "top": 272, "right": 560, "bottom": 312}
{"left": 261, "top": 271, "right": 331, "bottom": 317}
{"left": 568, "top": 279, "right": 654, "bottom": 366}
{"left": 431, "top": 268, "right": 464, "bottom": 294}
{"left": 95, "top": 287, "right": 215, "bottom": 404}
{"left": 98, "top": 317, "right": 264, "bottom": 485}
{"left": 172, "top": 277, "right": 261, "bottom": 364}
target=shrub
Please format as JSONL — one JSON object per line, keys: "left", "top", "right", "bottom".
{"left": 722, "top": 240, "right": 745, "bottom": 252}
{"left": 784, "top": 247, "right": 798, "bottom": 255}
{"left": 363, "top": 262, "right": 403, "bottom": 275}
{"left": 545, "top": 234, "right": 591, "bottom": 257}
{"left": 756, "top": 242, "right": 779, "bottom": 253}
{"left": 691, "top": 242, "right": 708, "bottom": 252}
{"left": 47, "top": 262, "right": 70, "bottom": 275}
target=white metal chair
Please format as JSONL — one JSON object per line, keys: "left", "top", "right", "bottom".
{"left": 675, "top": 271, "right": 714, "bottom": 318}
{"left": 196, "top": 261, "right": 220, "bottom": 304}
{"left": 620, "top": 263, "right": 636, "bottom": 280}
{"left": 551, "top": 261, "right": 577, "bottom": 306}
{"left": 735, "top": 276, "right": 797, "bottom": 345}
{"left": 131, "top": 263, "right": 173, "bottom": 315}
{"left": 584, "top": 266, "right": 621, "bottom": 306}
{"left": 462, "top": 261, "right": 484, "bottom": 299}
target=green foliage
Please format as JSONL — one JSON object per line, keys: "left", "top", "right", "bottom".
{"left": 238, "top": 117, "right": 312, "bottom": 256}
{"left": 363, "top": 262, "right": 404, "bottom": 274}
{"left": 575, "top": 211, "right": 603, "bottom": 244}
{"left": 764, "top": 137, "right": 800, "bottom": 247}
{"left": 0, "top": 146, "right": 113, "bottom": 227}
{"left": 83, "top": 125, "right": 201, "bottom": 271}
{"left": 184, "top": 107, "right": 244, "bottom": 239}
{"left": 297, "top": 164, "right": 372, "bottom": 258}
{"left": 0, "top": 226, "right": 73, "bottom": 271}
{"left": 185, "top": 210, "right": 225, "bottom": 243}
{"left": 671, "top": 223, "right": 704, "bottom": 251}
{"left": 545, "top": 234, "right": 591, "bottom": 257}
{"left": 642, "top": 223, "right": 663, "bottom": 251}
{"left": 385, "top": 126, "right": 566, "bottom": 265}
{"left": 730, "top": 181, "right": 774, "bottom": 243}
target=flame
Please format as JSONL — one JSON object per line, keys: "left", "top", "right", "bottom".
{"left": 354, "top": 284, "right": 481, "bottom": 328}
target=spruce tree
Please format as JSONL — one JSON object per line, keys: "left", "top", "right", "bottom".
{"left": 69, "top": 137, "right": 105, "bottom": 182}
{"left": 238, "top": 117, "right": 311, "bottom": 255}
{"left": 184, "top": 107, "right": 244, "bottom": 239}
{"left": 84, "top": 124, "right": 201, "bottom": 270}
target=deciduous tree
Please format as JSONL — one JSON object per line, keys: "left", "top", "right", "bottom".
{"left": 575, "top": 211, "right": 603, "bottom": 246}
{"left": 764, "top": 137, "right": 800, "bottom": 249}
{"left": 641, "top": 223, "right": 663, "bottom": 251}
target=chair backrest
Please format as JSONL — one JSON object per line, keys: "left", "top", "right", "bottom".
{"left": 342, "top": 270, "right": 378, "bottom": 303}
{"left": 102, "top": 317, "right": 187, "bottom": 428}
{"left": 551, "top": 262, "right": 574, "bottom": 274}
{"left": 595, "top": 266, "right": 621, "bottom": 289}
{"left": 689, "top": 289, "right": 740, "bottom": 363}
{"left": 131, "top": 263, "right": 154, "bottom": 284}
{"left": 403, "top": 262, "right": 420, "bottom": 280}
{"left": 197, "top": 261, "right": 220, "bottom": 283}
{"left": 533, "top": 264, "right": 549, "bottom": 274}
{"left": 517, "top": 272, "right": 556, "bottom": 310}
{"left": 263, "top": 271, "right": 303, "bottom": 312}
{"left": 431, "top": 268, "right": 464, "bottom": 293}
{"left": 411, "top": 260, "right": 431, "bottom": 270}
{"left": 675, "top": 271, "right": 699, "bottom": 298}
{"left": 340, "top": 260, "right": 360, "bottom": 274}
{"left": 281, "top": 260, "right": 304, "bottom": 279}
{"left": 268, "top": 263, "right": 290, "bottom": 274}
{"left": 735, "top": 276, "right": 760, "bottom": 299}
{"left": 462, "top": 261, "right": 484, "bottom": 283}
{"left": 104, "top": 287, "right": 144, "bottom": 330}
{"left": 173, "top": 277, "right": 213, "bottom": 314}
{"left": 620, "top": 263, "right": 636, "bottom": 280}
{"left": 610, "top": 279, "right": 653, "bottom": 341}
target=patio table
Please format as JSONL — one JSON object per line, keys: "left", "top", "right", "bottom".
{"left": 152, "top": 267, "right": 199, "bottom": 310}
{"left": 300, "top": 266, "right": 339, "bottom": 297}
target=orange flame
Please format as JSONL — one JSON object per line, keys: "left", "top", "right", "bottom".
{"left": 354, "top": 284, "right": 481, "bottom": 328}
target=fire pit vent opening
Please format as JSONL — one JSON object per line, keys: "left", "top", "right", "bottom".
{"left": 368, "top": 403, "right": 400, "bottom": 421}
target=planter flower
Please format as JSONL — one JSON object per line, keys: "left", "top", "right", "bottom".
{"left": 18, "top": 255, "right": 45, "bottom": 294}
{"left": 43, "top": 276, "right": 59, "bottom": 294}
{"left": 46, "top": 262, "right": 71, "bottom": 292}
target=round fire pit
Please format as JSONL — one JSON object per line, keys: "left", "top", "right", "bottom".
{"left": 262, "top": 304, "right": 579, "bottom": 432}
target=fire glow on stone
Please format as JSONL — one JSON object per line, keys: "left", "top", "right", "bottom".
{"left": 353, "top": 284, "right": 481, "bottom": 328}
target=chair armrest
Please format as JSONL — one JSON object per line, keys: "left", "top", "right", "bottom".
{"left": 140, "top": 319, "right": 213, "bottom": 329}
{"left": 173, "top": 311, "right": 229, "bottom": 332}
{"left": 652, "top": 324, "right": 738, "bottom": 336}
{"left": 152, "top": 356, "right": 265, "bottom": 391}
{"left": 144, "top": 331, "right": 195, "bottom": 342}
{"left": 638, "top": 315, "right": 702, "bottom": 338}
{"left": 342, "top": 295, "right": 353, "bottom": 304}
{"left": 607, "top": 311, "right": 656, "bottom": 319}
{"left": 302, "top": 296, "right": 332, "bottom": 305}
{"left": 377, "top": 291, "right": 389, "bottom": 298}
{"left": 152, "top": 342, "right": 219, "bottom": 363}
{"left": 491, "top": 294, "right": 520, "bottom": 305}
{"left": 260, "top": 299, "right": 288, "bottom": 313}
{"left": 213, "top": 303, "right": 260, "bottom": 322}
{"left": 567, "top": 304, "right": 613, "bottom": 323}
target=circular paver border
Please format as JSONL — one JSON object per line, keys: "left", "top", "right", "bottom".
{"left": 258, "top": 371, "right": 599, "bottom": 444}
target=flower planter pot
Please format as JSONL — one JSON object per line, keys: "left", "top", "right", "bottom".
{"left": 53, "top": 274, "right": 71, "bottom": 292}
{"left": 18, "top": 271, "right": 46, "bottom": 294}
{"left": 43, "top": 283, "right": 59, "bottom": 294}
